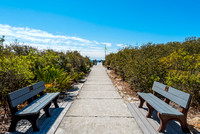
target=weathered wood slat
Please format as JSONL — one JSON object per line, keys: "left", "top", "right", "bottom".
{"left": 10, "top": 81, "right": 46, "bottom": 108}
{"left": 152, "top": 81, "right": 191, "bottom": 108}
{"left": 17, "top": 93, "right": 59, "bottom": 115}
{"left": 126, "top": 103, "right": 151, "bottom": 134}
{"left": 148, "top": 94, "right": 183, "bottom": 115}
{"left": 130, "top": 103, "right": 159, "bottom": 134}
{"left": 153, "top": 81, "right": 166, "bottom": 91}
{"left": 168, "top": 87, "right": 191, "bottom": 108}
{"left": 11, "top": 91, "right": 34, "bottom": 107}
{"left": 32, "top": 85, "right": 46, "bottom": 95}
{"left": 138, "top": 93, "right": 167, "bottom": 114}
{"left": 134, "top": 103, "right": 161, "bottom": 133}
{"left": 31, "top": 81, "right": 45, "bottom": 89}
{"left": 8, "top": 87, "right": 30, "bottom": 100}
{"left": 138, "top": 93, "right": 183, "bottom": 116}
{"left": 168, "top": 87, "right": 190, "bottom": 101}
{"left": 135, "top": 103, "right": 183, "bottom": 134}
{"left": 153, "top": 86, "right": 188, "bottom": 108}
{"left": 31, "top": 93, "right": 58, "bottom": 113}
{"left": 17, "top": 94, "right": 50, "bottom": 114}
{"left": 130, "top": 103, "right": 158, "bottom": 134}
{"left": 144, "top": 95, "right": 169, "bottom": 115}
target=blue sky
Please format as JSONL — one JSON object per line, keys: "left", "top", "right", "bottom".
{"left": 0, "top": 0, "right": 200, "bottom": 59}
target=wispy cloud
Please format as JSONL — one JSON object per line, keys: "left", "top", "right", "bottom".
{"left": 116, "top": 43, "right": 128, "bottom": 48}
{"left": 102, "top": 42, "right": 112, "bottom": 47}
{"left": 0, "top": 24, "right": 113, "bottom": 59}
{"left": 116, "top": 44, "right": 123, "bottom": 47}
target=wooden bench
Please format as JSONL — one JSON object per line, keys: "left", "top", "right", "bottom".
{"left": 7, "top": 81, "right": 60, "bottom": 132}
{"left": 137, "top": 81, "right": 191, "bottom": 133}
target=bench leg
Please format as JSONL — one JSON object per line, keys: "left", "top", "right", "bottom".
{"left": 146, "top": 102, "right": 154, "bottom": 118}
{"left": 179, "top": 117, "right": 190, "bottom": 133}
{"left": 138, "top": 96, "right": 145, "bottom": 108}
{"left": 157, "top": 113, "right": 168, "bottom": 132}
{"left": 157, "top": 113, "right": 190, "bottom": 133}
{"left": 8, "top": 116, "right": 20, "bottom": 132}
{"left": 44, "top": 103, "right": 51, "bottom": 117}
{"left": 27, "top": 113, "right": 40, "bottom": 132}
{"left": 53, "top": 96, "right": 59, "bottom": 108}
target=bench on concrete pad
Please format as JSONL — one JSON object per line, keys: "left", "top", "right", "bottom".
{"left": 137, "top": 81, "right": 191, "bottom": 133}
{"left": 7, "top": 81, "right": 60, "bottom": 132}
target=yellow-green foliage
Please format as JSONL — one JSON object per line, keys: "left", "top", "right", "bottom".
{"left": 159, "top": 49, "right": 200, "bottom": 105}
{"left": 0, "top": 36, "right": 92, "bottom": 106}
{"left": 105, "top": 37, "right": 200, "bottom": 106}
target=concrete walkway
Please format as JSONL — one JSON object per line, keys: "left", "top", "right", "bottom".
{"left": 55, "top": 63, "right": 142, "bottom": 134}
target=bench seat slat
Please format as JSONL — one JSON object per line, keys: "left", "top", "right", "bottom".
{"left": 153, "top": 86, "right": 189, "bottom": 108}
{"left": 148, "top": 94, "right": 183, "bottom": 116}
{"left": 138, "top": 93, "right": 166, "bottom": 114}
{"left": 16, "top": 92, "right": 59, "bottom": 116}
{"left": 18, "top": 93, "right": 52, "bottom": 114}
{"left": 138, "top": 93, "right": 183, "bottom": 116}
{"left": 31, "top": 93, "right": 59, "bottom": 114}
{"left": 147, "top": 93, "right": 176, "bottom": 114}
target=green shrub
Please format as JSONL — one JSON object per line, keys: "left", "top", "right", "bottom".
{"left": 105, "top": 37, "right": 200, "bottom": 106}
{"left": 0, "top": 36, "right": 92, "bottom": 108}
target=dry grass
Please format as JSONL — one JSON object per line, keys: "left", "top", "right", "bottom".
{"left": 0, "top": 106, "right": 11, "bottom": 133}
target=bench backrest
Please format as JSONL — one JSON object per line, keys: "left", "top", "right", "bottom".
{"left": 8, "top": 81, "right": 46, "bottom": 108}
{"left": 152, "top": 81, "right": 191, "bottom": 109}
{"left": 29, "top": 81, "right": 45, "bottom": 96}
{"left": 8, "top": 87, "right": 31, "bottom": 108}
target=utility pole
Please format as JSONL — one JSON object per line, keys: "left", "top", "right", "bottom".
{"left": 105, "top": 44, "right": 106, "bottom": 60}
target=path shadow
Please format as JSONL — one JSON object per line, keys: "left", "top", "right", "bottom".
{"left": 59, "top": 86, "right": 80, "bottom": 101}
{"left": 68, "top": 87, "right": 79, "bottom": 92}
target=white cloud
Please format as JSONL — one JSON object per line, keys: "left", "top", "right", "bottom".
{"left": 116, "top": 43, "right": 128, "bottom": 48}
{"left": 81, "top": 49, "right": 106, "bottom": 60}
{"left": 0, "top": 24, "right": 115, "bottom": 59}
{"left": 116, "top": 44, "right": 123, "bottom": 47}
{"left": 102, "top": 42, "right": 112, "bottom": 47}
{"left": 123, "top": 45, "right": 128, "bottom": 48}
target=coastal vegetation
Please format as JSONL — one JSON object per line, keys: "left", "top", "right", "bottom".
{"left": 105, "top": 37, "right": 200, "bottom": 106}
{"left": 0, "top": 36, "right": 92, "bottom": 130}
